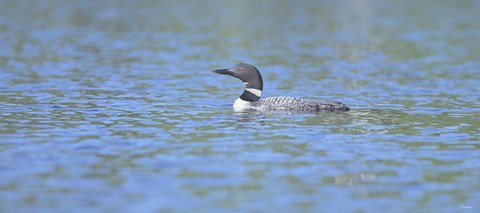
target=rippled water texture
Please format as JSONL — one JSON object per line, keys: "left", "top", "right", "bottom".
{"left": 1, "top": 0, "right": 479, "bottom": 212}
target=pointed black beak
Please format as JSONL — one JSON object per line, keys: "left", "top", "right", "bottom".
{"left": 212, "top": 68, "right": 236, "bottom": 76}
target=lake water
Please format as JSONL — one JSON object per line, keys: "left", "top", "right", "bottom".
{"left": 1, "top": 0, "right": 479, "bottom": 212}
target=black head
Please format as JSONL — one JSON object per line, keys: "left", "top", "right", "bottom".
{"left": 212, "top": 63, "right": 263, "bottom": 90}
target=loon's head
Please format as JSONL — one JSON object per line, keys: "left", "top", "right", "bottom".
{"left": 212, "top": 63, "right": 263, "bottom": 91}
{"left": 213, "top": 63, "right": 264, "bottom": 102}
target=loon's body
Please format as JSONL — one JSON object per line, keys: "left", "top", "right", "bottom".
{"left": 213, "top": 63, "right": 349, "bottom": 112}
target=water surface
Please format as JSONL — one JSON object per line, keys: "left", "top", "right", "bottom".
{"left": 1, "top": 0, "right": 479, "bottom": 212}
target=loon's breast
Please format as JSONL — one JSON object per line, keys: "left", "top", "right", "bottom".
{"left": 234, "top": 96, "right": 349, "bottom": 112}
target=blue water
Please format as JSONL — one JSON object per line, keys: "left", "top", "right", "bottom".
{"left": 1, "top": 0, "right": 479, "bottom": 212}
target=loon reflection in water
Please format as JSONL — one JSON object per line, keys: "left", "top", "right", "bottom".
{"left": 212, "top": 63, "right": 349, "bottom": 112}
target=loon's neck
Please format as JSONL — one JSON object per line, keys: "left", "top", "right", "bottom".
{"left": 239, "top": 87, "right": 262, "bottom": 102}
{"left": 234, "top": 87, "right": 262, "bottom": 112}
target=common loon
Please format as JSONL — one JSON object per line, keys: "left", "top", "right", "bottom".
{"left": 212, "top": 63, "right": 350, "bottom": 112}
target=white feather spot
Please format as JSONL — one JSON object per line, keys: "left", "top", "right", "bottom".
{"left": 245, "top": 88, "right": 262, "bottom": 97}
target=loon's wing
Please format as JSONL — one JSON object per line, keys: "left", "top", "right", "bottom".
{"left": 259, "top": 96, "right": 349, "bottom": 112}
{"left": 317, "top": 101, "right": 350, "bottom": 112}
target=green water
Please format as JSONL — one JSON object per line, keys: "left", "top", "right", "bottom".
{"left": 1, "top": 0, "right": 479, "bottom": 212}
